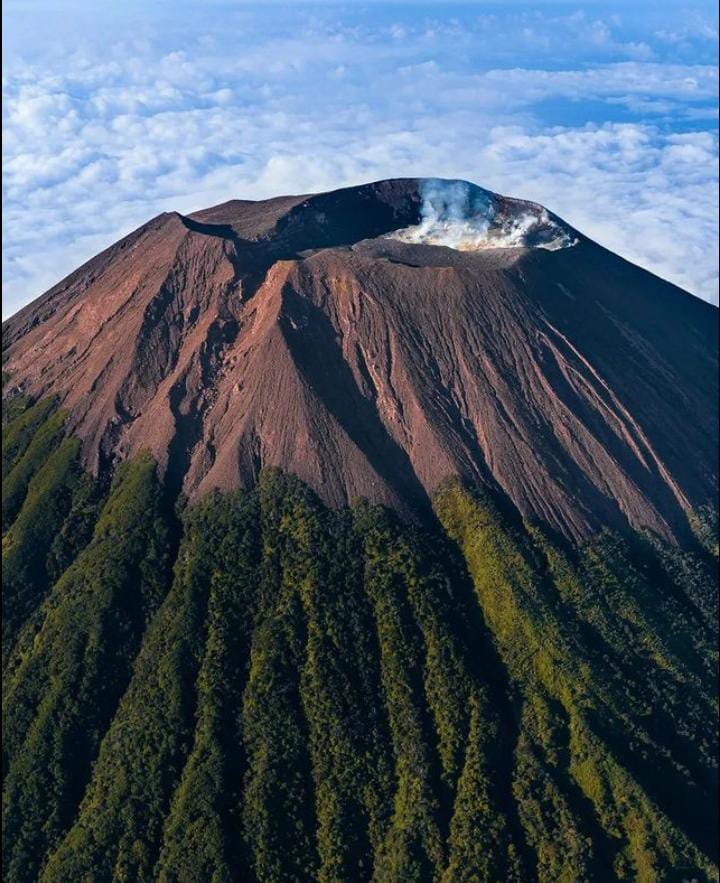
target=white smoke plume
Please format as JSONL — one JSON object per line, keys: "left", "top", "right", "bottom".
{"left": 389, "top": 179, "right": 577, "bottom": 251}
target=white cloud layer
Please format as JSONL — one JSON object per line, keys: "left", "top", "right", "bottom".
{"left": 2, "top": 3, "right": 718, "bottom": 315}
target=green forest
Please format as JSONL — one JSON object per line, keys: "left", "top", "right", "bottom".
{"left": 2, "top": 394, "right": 718, "bottom": 883}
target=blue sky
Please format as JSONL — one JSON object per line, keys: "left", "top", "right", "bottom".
{"left": 3, "top": 1, "right": 718, "bottom": 316}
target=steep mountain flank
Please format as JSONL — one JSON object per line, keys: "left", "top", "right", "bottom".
{"left": 3, "top": 179, "right": 717, "bottom": 543}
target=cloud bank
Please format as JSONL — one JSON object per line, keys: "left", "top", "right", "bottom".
{"left": 2, "top": 2, "right": 718, "bottom": 315}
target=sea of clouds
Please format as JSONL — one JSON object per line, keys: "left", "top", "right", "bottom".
{"left": 2, "top": 1, "right": 718, "bottom": 315}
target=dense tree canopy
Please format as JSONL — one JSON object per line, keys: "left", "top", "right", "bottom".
{"left": 2, "top": 398, "right": 718, "bottom": 882}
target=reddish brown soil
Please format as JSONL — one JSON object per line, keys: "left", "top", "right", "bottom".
{"left": 3, "top": 179, "right": 717, "bottom": 543}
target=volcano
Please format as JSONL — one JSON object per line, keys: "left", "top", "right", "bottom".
{"left": 3, "top": 178, "right": 718, "bottom": 543}
{"left": 3, "top": 178, "right": 719, "bottom": 883}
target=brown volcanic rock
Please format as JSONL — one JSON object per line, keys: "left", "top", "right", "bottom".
{"left": 3, "top": 178, "right": 718, "bottom": 543}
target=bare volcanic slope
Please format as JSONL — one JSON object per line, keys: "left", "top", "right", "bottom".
{"left": 2, "top": 178, "right": 718, "bottom": 543}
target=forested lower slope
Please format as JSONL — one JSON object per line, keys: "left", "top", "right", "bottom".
{"left": 2, "top": 395, "right": 718, "bottom": 883}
